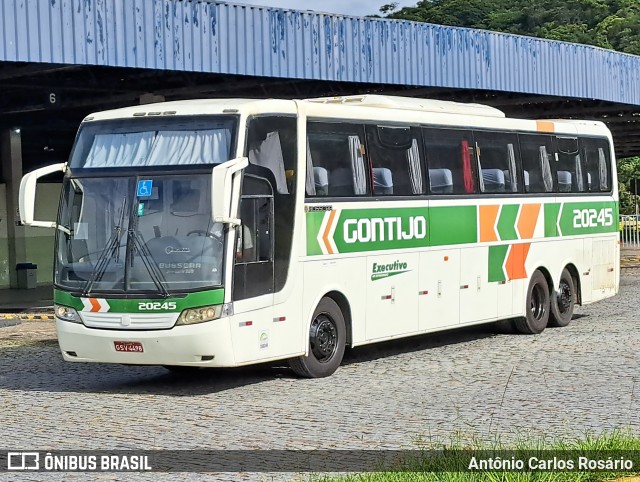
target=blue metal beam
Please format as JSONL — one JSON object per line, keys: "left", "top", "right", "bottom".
{"left": 0, "top": 0, "right": 638, "bottom": 105}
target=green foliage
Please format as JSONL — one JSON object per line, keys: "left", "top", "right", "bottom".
{"left": 617, "top": 156, "right": 640, "bottom": 215}
{"left": 386, "top": 0, "right": 640, "bottom": 55}
{"left": 313, "top": 430, "right": 640, "bottom": 482}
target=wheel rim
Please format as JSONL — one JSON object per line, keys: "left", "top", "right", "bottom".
{"left": 309, "top": 313, "right": 338, "bottom": 363}
{"left": 530, "top": 284, "right": 546, "bottom": 321}
{"left": 557, "top": 279, "right": 572, "bottom": 314}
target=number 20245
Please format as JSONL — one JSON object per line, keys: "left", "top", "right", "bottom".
{"left": 572, "top": 208, "right": 613, "bottom": 229}
{"left": 138, "top": 302, "right": 177, "bottom": 311}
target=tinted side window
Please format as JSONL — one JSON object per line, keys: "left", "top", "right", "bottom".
{"left": 473, "top": 131, "right": 521, "bottom": 194}
{"left": 555, "top": 136, "right": 586, "bottom": 193}
{"left": 245, "top": 116, "right": 297, "bottom": 293}
{"left": 365, "top": 125, "right": 425, "bottom": 196}
{"left": 519, "top": 134, "right": 554, "bottom": 193}
{"left": 581, "top": 137, "right": 612, "bottom": 192}
{"left": 307, "top": 122, "right": 368, "bottom": 197}
{"left": 246, "top": 116, "right": 297, "bottom": 195}
{"left": 423, "top": 128, "right": 477, "bottom": 195}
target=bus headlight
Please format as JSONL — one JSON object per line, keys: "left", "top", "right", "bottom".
{"left": 177, "top": 305, "right": 222, "bottom": 325}
{"left": 55, "top": 304, "right": 81, "bottom": 323}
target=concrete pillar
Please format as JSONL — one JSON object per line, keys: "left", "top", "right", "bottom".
{"left": 1, "top": 128, "right": 26, "bottom": 288}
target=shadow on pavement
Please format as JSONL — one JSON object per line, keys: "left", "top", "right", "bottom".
{"left": 0, "top": 323, "right": 502, "bottom": 396}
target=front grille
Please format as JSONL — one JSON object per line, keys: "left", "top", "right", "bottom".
{"left": 80, "top": 312, "right": 178, "bottom": 330}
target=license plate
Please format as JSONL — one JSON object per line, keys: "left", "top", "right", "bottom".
{"left": 114, "top": 341, "right": 144, "bottom": 353}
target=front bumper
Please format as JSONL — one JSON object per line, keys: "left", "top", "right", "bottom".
{"left": 55, "top": 317, "right": 235, "bottom": 366}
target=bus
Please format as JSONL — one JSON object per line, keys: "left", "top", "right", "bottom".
{"left": 19, "top": 95, "right": 619, "bottom": 378}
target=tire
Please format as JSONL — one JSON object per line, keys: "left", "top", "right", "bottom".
{"left": 514, "top": 270, "right": 550, "bottom": 334}
{"left": 549, "top": 268, "right": 575, "bottom": 327}
{"left": 289, "top": 297, "right": 346, "bottom": 378}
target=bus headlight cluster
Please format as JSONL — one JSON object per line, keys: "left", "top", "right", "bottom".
{"left": 55, "top": 304, "right": 81, "bottom": 323}
{"left": 177, "top": 305, "right": 222, "bottom": 325}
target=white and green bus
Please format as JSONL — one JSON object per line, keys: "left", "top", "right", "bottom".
{"left": 19, "top": 95, "right": 619, "bottom": 378}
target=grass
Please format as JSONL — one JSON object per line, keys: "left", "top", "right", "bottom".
{"left": 310, "top": 431, "right": 640, "bottom": 482}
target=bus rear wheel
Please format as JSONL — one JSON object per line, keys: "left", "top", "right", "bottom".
{"left": 289, "top": 297, "right": 346, "bottom": 378}
{"left": 514, "top": 270, "right": 550, "bottom": 335}
{"left": 549, "top": 268, "right": 575, "bottom": 327}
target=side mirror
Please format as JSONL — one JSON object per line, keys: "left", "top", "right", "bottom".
{"left": 19, "top": 163, "right": 66, "bottom": 228}
{"left": 211, "top": 157, "right": 248, "bottom": 226}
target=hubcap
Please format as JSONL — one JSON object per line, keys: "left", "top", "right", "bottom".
{"left": 557, "top": 280, "right": 572, "bottom": 313}
{"left": 530, "top": 284, "right": 546, "bottom": 321}
{"left": 309, "top": 314, "right": 337, "bottom": 363}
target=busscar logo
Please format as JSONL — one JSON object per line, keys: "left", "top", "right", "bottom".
{"left": 7, "top": 452, "right": 39, "bottom": 470}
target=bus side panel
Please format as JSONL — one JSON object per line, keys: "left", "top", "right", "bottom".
{"left": 589, "top": 235, "right": 618, "bottom": 303}
{"left": 418, "top": 248, "right": 461, "bottom": 331}
{"left": 365, "top": 253, "right": 420, "bottom": 340}
{"left": 459, "top": 246, "right": 498, "bottom": 323}
{"left": 302, "top": 257, "right": 367, "bottom": 347}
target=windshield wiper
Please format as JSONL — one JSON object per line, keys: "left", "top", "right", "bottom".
{"left": 128, "top": 229, "right": 170, "bottom": 298}
{"left": 81, "top": 198, "right": 127, "bottom": 296}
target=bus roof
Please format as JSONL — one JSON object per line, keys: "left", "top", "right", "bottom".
{"left": 81, "top": 95, "right": 611, "bottom": 139}
{"left": 304, "top": 94, "right": 506, "bottom": 118}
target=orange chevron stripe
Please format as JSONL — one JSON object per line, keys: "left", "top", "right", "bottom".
{"left": 517, "top": 204, "right": 541, "bottom": 240}
{"left": 506, "top": 243, "right": 531, "bottom": 280}
{"left": 479, "top": 205, "right": 500, "bottom": 242}
{"left": 322, "top": 210, "right": 337, "bottom": 255}
{"left": 89, "top": 298, "right": 101, "bottom": 313}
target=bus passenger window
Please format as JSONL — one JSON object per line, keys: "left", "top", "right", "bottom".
{"left": 581, "top": 137, "right": 612, "bottom": 192}
{"left": 519, "top": 134, "right": 555, "bottom": 193}
{"left": 555, "top": 137, "right": 586, "bottom": 193}
{"left": 365, "top": 125, "right": 424, "bottom": 195}
{"left": 472, "top": 131, "right": 521, "bottom": 194}
{"left": 306, "top": 122, "right": 368, "bottom": 197}
{"left": 423, "top": 128, "right": 477, "bottom": 194}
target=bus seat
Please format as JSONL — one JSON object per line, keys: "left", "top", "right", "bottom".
{"left": 557, "top": 170, "right": 572, "bottom": 192}
{"left": 373, "top": 167, "right": 393, "bottom": 195}
{"left": 482, "top": 169, "right": 505, "bottom": 193}
{"left": 329, "top": 168, "right": 354, "bottom": 196}
{"left": 313, "top": 167, "right": 329, "bottom": 196}
{"left": 429, "top": 169, "right": 453, "bottom": 194}
{"left": 502, "top": 170, "right": 530, "bottom": 193}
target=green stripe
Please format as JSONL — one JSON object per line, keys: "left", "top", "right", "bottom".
{"left": 544, "top": 204, "right": 560, "bottom": 237}
{"left": 305, "top": 210, "right": 325, "bottom": 256}
{"left": 558, "top": 201, "right": 619, "bottom": 236}
{"left": 488, "top": 245, "right": 509, "bottom": 282}
{"left": 304, "top": 201, "right": 617, "bottom": 256}
{"left": 429, "top": 206, "right": 478, "bottom": 246}
{"left": 496, "top": 205, "right": 519, "bottom": 241}
{"left": 54, "top": 289, "right": 224, "bottom": 313}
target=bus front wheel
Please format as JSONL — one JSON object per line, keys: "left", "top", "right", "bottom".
{"left": 289, "top": 297, "right": 346, "bottom": 378}
{"left": 549, "top": 268, "right": 575, "bottom": 327}
{"left": 515, "top": 270, "right": 550, "bottom": 335}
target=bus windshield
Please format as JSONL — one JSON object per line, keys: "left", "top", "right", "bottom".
{"left": 69, "top": 116, "right": 236, "bottom": 169}
{"left": 55, "top": 173, "right": 225, "bottom": 295}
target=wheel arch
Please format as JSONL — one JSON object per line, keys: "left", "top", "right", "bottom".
{"left": 534, "top": 266, "right": 554, "bottom": 296}
{"left": 563, "top": 263, "right": 582, "bottom": 306}
{"left": 323, "top": 290, "right": 353, "bottom": 347}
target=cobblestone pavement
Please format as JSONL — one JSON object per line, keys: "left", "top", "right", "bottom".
{"left": 1, "top": 271, "right": 640, "bottom": 481}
